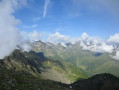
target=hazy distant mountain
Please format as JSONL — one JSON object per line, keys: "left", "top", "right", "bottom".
{"left": 31, "top": 40, "right": 119, "bottom": 77}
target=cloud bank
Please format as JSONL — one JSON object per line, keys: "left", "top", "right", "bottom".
{"left": 108, "top": 33, "right": 119, "bottom": 43}
{"left": 49, "top": 32, "right": 80, "bottom": 47}
{"left": 0, "top": 0, "right": 30, "bottom": 59}
{"left": 23, "top": 24, "right": 38, "bottom": 28}
{"left": 80, "top": 34, "right": 114, "bottom": 53}
{"left": 43, "top": 0, "right": 50, "bottom": 18}
{"left": 111, "top": 51, "right": 119, "bottom": 60}
{"left": 0, "top": 0, "right": 21, "bottom": 59}
{"left": 49, "top": 32, "right": 119, "bottom": 60}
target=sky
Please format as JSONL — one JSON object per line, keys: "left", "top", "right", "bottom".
{"left": 13, "top": 0, "right": 119, "bottom": 39}
{"left": 0, "top": 0, "right": 119, "bottom": 59}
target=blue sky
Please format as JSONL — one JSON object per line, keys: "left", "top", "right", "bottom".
{"left": 0, "top": 0, "right": 119, "bottom": 59}
{"left": 14, "top": 0, "right": 119, "bottom": 39}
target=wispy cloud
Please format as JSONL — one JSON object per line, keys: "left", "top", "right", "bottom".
{"left": 80, "top": 33, "right": 114, "bottom": 53}
{"left": 72, "top": 0, "right": 119, "bottom": 18}
{"left": 23, "top": 24, "right": 38, "bottom": 28}
{"left": 21, "top": 30, "right": 43, "bottom": 42}
{"left": 33, "top": 17, "right": 41, "bottom": 22}
{"left": 43, "top": 0, "right": 50, "bottom": 18}
{"left": 68, "top": 13, "right": 81, "bottom": 18}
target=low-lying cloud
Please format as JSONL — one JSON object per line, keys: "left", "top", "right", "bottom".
{"left": 111, "top": 51, "right": 119, "bottom": 60}
{"left": 21, "top": 30, "right": 43, "bottom": 42}
{"left": 18, "top": 42, "right": 31, "bottom": 52}
{"left": 80, "top": 33, "right": 114, "bottom": 53}
{"left": 49, "top": 32, "right": 119, "bottom": 60}
{"left": 0, "top": 0, "right": 30, "bottom": 59}
{"left": 108, "top": 33, "right": 119, "bottom": 43}
{"left": 49, "top": 32, "right": 80, "bottom": 47}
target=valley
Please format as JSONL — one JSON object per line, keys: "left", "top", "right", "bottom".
{"left": 32, "top": 41, "right": 119, "bottom": 77}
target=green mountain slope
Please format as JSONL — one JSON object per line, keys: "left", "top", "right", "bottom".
{"left": 41, "top": 60, "right": 87, "bottom": 83}
{"left": 93, "top": 61, "right": 119, "bottom": 76}
{"left": 1, "top": 63, "right": 119, "bottom": 90}
{"left": 0, "top": 64, "right": 70, "bottom": 90}
{"left": 0, "top": 49, "right": 87, "bottom": 84}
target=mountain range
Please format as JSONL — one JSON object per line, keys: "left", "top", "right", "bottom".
{"left": 31, "top": 40, "right": 119, "bottom": 77}
{"left": 0, "top": 40, "right": 119, "bottom": 89}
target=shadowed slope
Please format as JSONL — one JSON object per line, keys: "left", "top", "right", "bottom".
{"left": 70, "top": 73, "right": 119, "bottom": 90}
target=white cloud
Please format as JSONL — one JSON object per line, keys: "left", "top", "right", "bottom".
{"left": 81, "top": 33, "right": 89, "bottom": 40}
{"left": 0, "top": 0, "right": 31, "bottom": 59}
{"left": 108, "top": 33, "right": 119, "bottom": 43}
{"left": 23, "top": 24, "right": 38, "bottom": 28}
{"left": 48, "top": 32, "right": 114, "bottom": 54}
{"left": 49, "top": 32, "right": 69, "bottom": 46}
{"left": 19, "top": 43, "right": 31, "bottom": 52}
{"left": 111, "top": 51, "right": 119, "bottom": 60}
{"left": 49, "top": 32, "right": 80, "bottom": 46}
{"left": 0, "top": 0, "right": 23, "bottom": 59}
{"left": 43, "top": 0, "right": 50, "bottom": 18}
{"left": 21, "top": 30, "right": 43, "bottom": 42}
{"left": 29, "top": 31, "right": 42, "bottom": 41}
{"left": 80, "top": 33, "right": 114, "bottom": 53}
{"left": 48, "top": 32, "right": 119, "bottom": 61}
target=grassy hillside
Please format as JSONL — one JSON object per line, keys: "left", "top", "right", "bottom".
{"left": 41, "top": 60, "right": 87, "bottom": 83}
{"left": 93, "top": 61, "right": 119, "bottom": 76}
